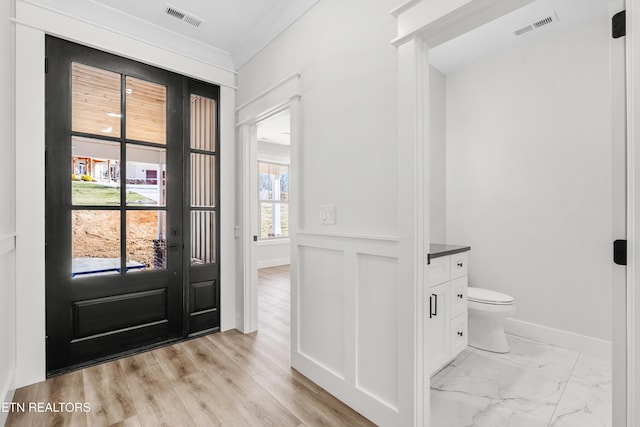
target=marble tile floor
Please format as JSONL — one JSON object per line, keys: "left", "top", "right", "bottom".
{"left": 430, "top": 335, "right": 611, "bottom": 427}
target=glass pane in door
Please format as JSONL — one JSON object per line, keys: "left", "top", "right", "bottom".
{"left": 126, "top": 144, "right": 166, "bottom": 206}
{"left": 72, "top": 63, "right": 121, "bottom": 137}
{"left": 71, "top": 137, "right": 120, "bottom": 206}
{"left": 190, "top": 95, "right": 216, "bottom": 151}
{"left": 126, "top": 210, "right": 167, "bottom": 272}
{"left": 125, "top": 77, "right": 166, "bottom": 144}
{"left": 72, "top": 210, "right": 120, "bottom": 278}
{"left": 190, "top": 153, "right": 215, "bottom": 207}
{"left": 191, "top": 210, "right": 215, "bottom": 264}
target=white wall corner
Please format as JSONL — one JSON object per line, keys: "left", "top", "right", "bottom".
{"left": 231, "top": 0, "right": 319, "bottom": 69}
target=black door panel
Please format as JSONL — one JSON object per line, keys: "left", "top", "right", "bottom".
{"left": 45, "top": 36, "right": 220, "bottom": 374}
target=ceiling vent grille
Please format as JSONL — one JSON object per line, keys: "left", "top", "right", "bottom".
{"left": 514, "top": 13, "right": 558, "bottom": 37}
{"left": 164, "top": 4, "right": 204, "bottom": 28}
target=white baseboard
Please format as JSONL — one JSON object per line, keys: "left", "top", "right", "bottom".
{"left": 503, "top": 318, "right": 612, "bottom": 360}
{"left": 0, "top": 368, "right": 16, "bottom": 427}
{"left": 257, "top": 257, "right": 290, "bottom": 269}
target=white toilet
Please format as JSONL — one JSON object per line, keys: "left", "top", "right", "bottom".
{"left": 467, "top": 287, "right": 515, "bottom": 353}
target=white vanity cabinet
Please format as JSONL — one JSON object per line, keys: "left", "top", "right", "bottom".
{"left": 427, "top": 246, "right": 470, "bottom": 376}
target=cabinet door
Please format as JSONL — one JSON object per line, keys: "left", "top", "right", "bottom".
{"left": 450, "top": 276, "right": 468, "bottom": 317}
{"left": 450, "top": 312, "right": 468, "bottom": 358}
{"left": 427, "top": 282, "right": 450, "bottom": 375}
{"left": 450, "top": 252, "right": 468, "bottom": 279}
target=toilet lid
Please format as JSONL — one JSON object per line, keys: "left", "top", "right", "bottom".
{"left": 468, "top": 287, "right": 514, "bottom": 305}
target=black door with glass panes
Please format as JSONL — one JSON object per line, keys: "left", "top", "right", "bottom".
{"left": 45, "top": 36, "right": 220, "bottom": 374}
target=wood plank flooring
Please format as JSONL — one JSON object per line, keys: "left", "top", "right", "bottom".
{"left": 6, "top": 265, "right": 375, "bottom": 427}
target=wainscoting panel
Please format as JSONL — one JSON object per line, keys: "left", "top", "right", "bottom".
{"left": 298, "top": 245, "right": 345, "bottom": 377}
{"left": 356, "top": 253, "right": 399, "bottom": 410}
{"left": 294, "top": 232, "right": 402, "bottom": 425}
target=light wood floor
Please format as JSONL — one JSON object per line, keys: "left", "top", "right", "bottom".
{"left": 6, "top": 266, "right": 374, "bottom": 426}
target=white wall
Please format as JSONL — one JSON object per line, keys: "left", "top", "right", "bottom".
{"left": 0, "top": 0, "right": 17, "bottom": 420}
{"left": 13, "top": 0, "right": 237, "bottom": 388}
{"left": 238, "top": 0, "right": 398, "bottom": 236}
{"left": 445, "top": 17, "right": 612, "bottom": 342}
{"left": 429, "top": 66, "right": 447, "bottom": 242}
{"left": 237, "top": 1, "right": 413, "bottom": 425}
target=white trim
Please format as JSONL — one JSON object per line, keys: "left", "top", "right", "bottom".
{"left": 390, "top": 0, "right": 535, "bottom": 48}
{"left": 0, "top": 368, "right": 16, "bottom": 427}
{"left": 16, "top": 0, "right": 237, "bottom": 76}
{"left": 627, "top": 1, "right": 639, "bottom": 425}
{"left": 257, "top": 238, "right": 290, "bottom": 247}
{"left": 0, "top": 234, "right": 16, "bottom": 257}
{"left": 86, "top": 0, "right": 233, "bottom": 56}
{"left": 256, "top": 257, "right": 290, "bottom": 269}
{"left": 503, "top": 318, "right": 612, "bottom": 360}
{"left": 236, "top": 73, "right": 301, "bottom": 112}
{"left": 238, "top": 75, "right": 301, "bottom": 336}
{"left": 13, "top": 2, "right": 236, "bottom": 88}
{"left": 236, "top": 97, "right": 301, "bottom": 128}
{"left": 297, "top": 230, "right": 400, "bottom": 242}
{"left": 390, "top": 0, "right": 423, "bottom": 17}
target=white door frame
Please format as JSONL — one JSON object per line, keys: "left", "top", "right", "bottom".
{"left": 626, "top": 2, "right": 639, "bottom": 425}
{"left": 236, "top": 74, "right": 301, "bottom": 334}
{"left": 393, "top": 0, "right": 633, "bottom": 424}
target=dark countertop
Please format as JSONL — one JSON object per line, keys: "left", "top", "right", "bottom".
{"left": 428, "top": 243, "right": 470, "bottom": 263}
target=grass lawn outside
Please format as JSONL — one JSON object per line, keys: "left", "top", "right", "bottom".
{"left": 72, "top": 181, "right": 155, "bottom": 205}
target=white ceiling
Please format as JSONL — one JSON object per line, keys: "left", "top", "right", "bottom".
{"left": 257, "top": 110, "right": 290, "bottom": 145}
{"left": 429, "top": 0, "right": 609, "bottom": 74}
{"left": 29, "top": 0, "right": 319, "bottom": 69}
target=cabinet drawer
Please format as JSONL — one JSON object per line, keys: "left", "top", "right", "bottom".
{"left": 428, "top": 256, "right": 450, "bottom": 286}
{"left": 450, "top": 312, "right": 468, "bottom": 357}
{"left": 449, "top": 276, "right": 467, "bottom": 317}
{"left": 450, "top": 252, "right": 468, "bottom": 279}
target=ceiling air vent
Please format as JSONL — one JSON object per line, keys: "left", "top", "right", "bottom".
{"left": 164, "top": 4, "right": 204, "bottom": 28}
{"left": 514, "top": 13, "right": 558, "bottom": 37}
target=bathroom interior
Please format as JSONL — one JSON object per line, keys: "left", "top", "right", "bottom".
{"left": 425, "top": 0, "right": 619, "bottom": 425}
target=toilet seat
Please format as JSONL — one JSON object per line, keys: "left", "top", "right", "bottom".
{"left": 468, "top": 287, "right": 514, "bottom": 305}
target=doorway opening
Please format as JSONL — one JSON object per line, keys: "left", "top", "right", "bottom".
{"left": 419, "top": 0, "right": 622, "bottom": 426}
{"left": 242, "top": 107, "right": 293, "bottom": 333}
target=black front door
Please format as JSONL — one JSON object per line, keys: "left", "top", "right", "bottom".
{"left": 45, "top": 36, "right": 220, "bottom": 374}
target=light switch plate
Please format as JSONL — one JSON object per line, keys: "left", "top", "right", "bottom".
{"left": 320, "top": 204, "right": 336, "bottom": 225}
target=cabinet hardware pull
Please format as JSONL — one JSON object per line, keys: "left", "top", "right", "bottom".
{"left": 429, "top": 295, "right": 433, "bottom": 319}
{"left": 457, "top": 331, "right": 463, "bottom": 337}
{"left": 457, "top": 262, "right": 463, "bottom": 268}
{"left": 430, "top": 293, "right": 438, "bottom": 318}
{"left": 457, "top": 293, "right": 463, "bottom": 299}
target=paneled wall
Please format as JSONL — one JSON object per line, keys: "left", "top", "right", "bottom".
{"left": 293, "top": 233, "right": 401, "bottom": 419}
